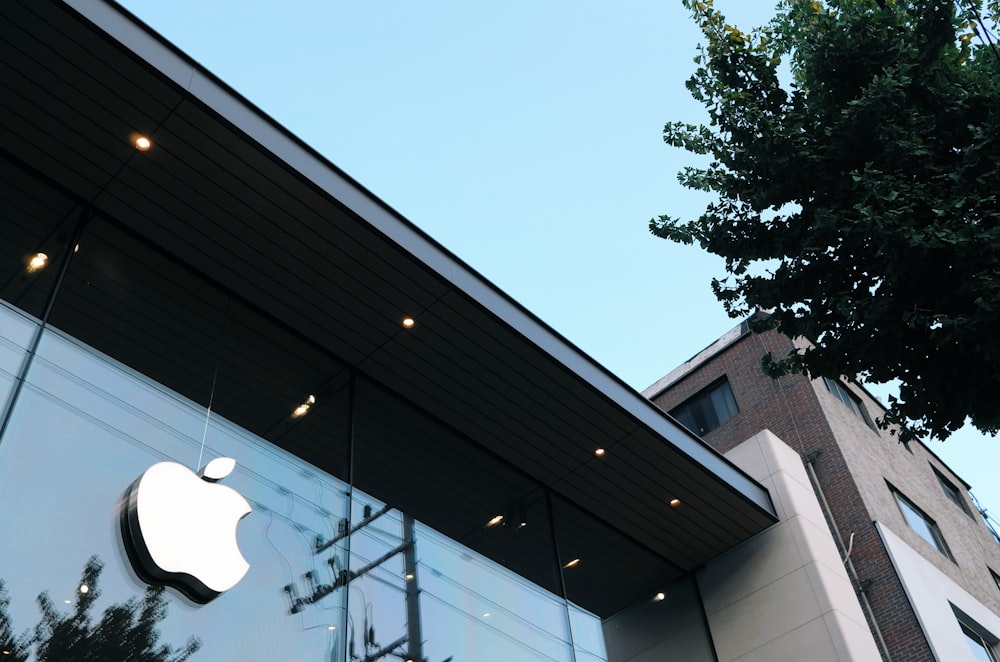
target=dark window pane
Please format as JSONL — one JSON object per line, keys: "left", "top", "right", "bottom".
{"left": 670, "top": 380, "right": 738, "bottom": 436}
{"left": 893, "top": 489, "right": 953, "bottom": 560}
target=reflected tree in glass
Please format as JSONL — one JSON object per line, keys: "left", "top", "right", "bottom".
{"left": 0, "top": 581, "right": 30, "bottom": 661}
{"left": 3, "top": 555, "right": 201, "bottom": 661}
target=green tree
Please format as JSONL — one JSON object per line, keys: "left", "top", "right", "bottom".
{"left": 31, "top": 556, "right": 200, "bottom": 662}
{"left": 653, "top": 0, "right": 1000, "bottom": 441}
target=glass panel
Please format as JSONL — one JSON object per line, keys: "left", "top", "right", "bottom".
{"left": 553, "top": 494, "right": 680, "bottom": 621}
{"left": 895, "top": 492, "right": 949, "bottom": 556}
{"left": 0, "top": 300, "right": 37, "bottom": 414}
{"left": 670, "top": 380, "right": 737, "bottom": 436}
{"left": 962, "top": 621, "right": 998, "bottom": 662}
{"left": 599, "top": 576, "right": 714, "bottom": 662}
{"left": 0, "top": 157, "right": 77, "bottom": 320}
{"left": 0, "top": 318, "right": 353, "bottom": 658}
{"left": 352, "top": 376, "right": 573, "bottom": 662}
{"left": 569, "top": 604, "right": 609, "bottom": 662}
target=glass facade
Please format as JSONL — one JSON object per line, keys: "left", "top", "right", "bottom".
{"left": 0, "top": 209, "right": 608, "bottom": 660}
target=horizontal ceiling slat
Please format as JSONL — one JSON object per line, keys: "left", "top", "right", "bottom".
{"left": 425, "top": 298, "right": 634, "bottom": 446}
{"left": 167, "top": 102, "right": 450, "bottom": 308}
{"left": 440, "top": 292, "right": 641, "bottom": 439}
{"left": 3, "top": 1, "right": 181, "bottom": 117}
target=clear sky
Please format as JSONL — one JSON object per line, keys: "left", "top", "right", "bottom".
{"left": 115, "top": 1, "right": 999, "bottom": 522}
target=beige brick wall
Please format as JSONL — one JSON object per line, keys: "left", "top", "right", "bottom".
{"left": 811, "top": 375, "right": 1000, "bottom": 618}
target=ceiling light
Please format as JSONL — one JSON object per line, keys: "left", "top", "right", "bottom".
{"left": 328, "top": 626, "right": 336, "bottom": 631}
{"left": 482, "top": 612, "right": 491, "bottom": 618}
{"left": 402, "top": 317, "right": 415, "bottom": 329}
{"left": 594, "top": 448, "right": 605, "bottom": 457}
{"left": 404, "top": 573, "right": 415, "bottom": 581}
{"left": 654, "top": 592, "right": 666, "bottom": 601}
{"left": 79, "top": 584, "right": 89, "bottom": 594}
{"left": 486, "top": 514, "right": 504, "bottom": 527}
{"left": 292, "top": 395, "right": 316, "bottom": 418}
{"left": 134, "top": 136, "right": 152, "bottom": 151}
{"left": 669, "top": 498, "right": 682, "bottom": 508}
{"left": 26, "top": 252, "right": 48, "bottom": 273}
{"left": 64, "top": 599, "right": 71, "bottom": 604}
{"left": 563, "top": 558, "right": 581, "bottom": 569}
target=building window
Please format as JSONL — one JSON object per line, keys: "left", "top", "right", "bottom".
{"left": 933, "top": 466, "right": 973, "bottom": 516}
{"left": 823, "top": 377, "right": 876, "bottom": 429}
{"left": 670, "top": 379, "right": 738, "bottom": 437}
{"left": 960, "top": 619, "right": 999, "bottom": 662}
{"left": 891, "top": 487, "right": 954, "bottom": 561}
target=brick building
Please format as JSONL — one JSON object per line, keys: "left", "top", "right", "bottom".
{"left": 644, "top": 317, "right": 1000, "bottom": 661}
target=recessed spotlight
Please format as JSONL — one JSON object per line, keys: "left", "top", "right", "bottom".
{"left": 404, "top": 573, "right": 415, "bottom": 581}
{"left": 402, "top": 317, "right": 415, "bottom": 329}
{"left": 79, "top": 584, "right": 89, "bottom": 594}
{"left": 487, "top": 514, "right": 504, "bottom": 527}
{"left": 654, "top": 592, "right": 666, "bottom": 601}
{"left": 26, "top": 252, "right": 48, "bottom": 273}
{"left": 328, "top": 626, "right": 336, "bottom": 631}
{"left": 134, "top": 136, "right": 152, "bottom": 151}
{"left": 64, "top": 599, "right": 71, "bottom": 604}
{"left": 669, "top": 498, "right": 682, "bottom": 507}
{"left": 482, "top": 612, "right": 491, "bottom": 618}
{"left": 594, "top": 448, "right": 606, "bottom": 457}
{"left": 292, "top": 395, "right": 316, "bottom": 418}
{"left": 563, "top": 558, "right": 581, "bottom": 569}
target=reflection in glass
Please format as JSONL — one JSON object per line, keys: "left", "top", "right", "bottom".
{"left": 0, "top": 556, "right": 199, "bottom": 661}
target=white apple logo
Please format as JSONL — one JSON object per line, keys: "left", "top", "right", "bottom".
{"left": 121, "top": 457, "right": 251, "bottom": 603}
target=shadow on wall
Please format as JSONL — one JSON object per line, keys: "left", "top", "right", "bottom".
{"left": 0, "top": 556, "right": 200, "bottom": 662}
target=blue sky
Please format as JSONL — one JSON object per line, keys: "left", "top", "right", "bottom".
{"left": 115, "top": 1, "right": 999, "bottom": 522}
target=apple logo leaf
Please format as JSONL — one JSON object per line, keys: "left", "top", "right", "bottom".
{"left": 201, "top": 457, "right": 236, "bottom": 482}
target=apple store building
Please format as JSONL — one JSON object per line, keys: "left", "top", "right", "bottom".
{"left": 0, "top": 2, "right": 779, "bottom": 660}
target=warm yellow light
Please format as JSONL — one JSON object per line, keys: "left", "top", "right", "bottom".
{"left": 654, "top": 592, "right": 666, "bottom": 601}
{"left": 563, "top": 558, "right": 581, "bottom": 569}
{"left": 404, "top": 573, "right": 415, "bottom": 581}
{"left": 134, "top": 136, "right": 152, "bottom": 151}
{"left": 669, "top": 498, "right": 682, "bottom": 508}
{"left": 292, "top": 395, "right": 316, "bottom": 418}
{"left": 487, "top": 514, "right": 504, "bottom": 527}
{"left": 594, "top": 448, "right": 605, "bottom": 457}
{"left": 402, "top": 317, "right": 416, "bottom": 329}
{"left": 27, "top": 252, "right": 48, "bottom": 273}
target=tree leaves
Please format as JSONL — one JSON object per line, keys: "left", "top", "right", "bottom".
{"left": 658, "top": 0, "right": 1000, "bottom": 441}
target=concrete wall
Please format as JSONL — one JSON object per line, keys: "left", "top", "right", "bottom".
{"left": 697, "top": 430, "right": 880, "bottom": 661}
{"left": 601, "top": 430, "right": 880, "bottom": 661}
{"left": 877, "top": 522, "right": 1000, "bottom": 661}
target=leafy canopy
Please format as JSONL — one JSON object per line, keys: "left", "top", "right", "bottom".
{"left": 654, "top": 0, "right": 1000, "bottom": 441}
